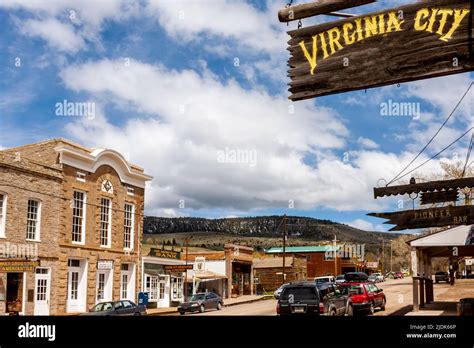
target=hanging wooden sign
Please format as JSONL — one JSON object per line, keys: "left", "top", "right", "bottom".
{"left": 368, "top": 205, "right": 474, "bottom": 231}
{"left": 287, "top": 0, "right": 474, "bottom": 101}
{"left": 373, "top": 177, "right": 474, "bottom": 199}
{"left": 419, "top": 189, "right": 459, "bottom": 205}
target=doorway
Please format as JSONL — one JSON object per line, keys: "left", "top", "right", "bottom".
{"left": 96, "top": 269, "right": 113, "bottom": 303}
{"left": 34, "top": 267, "right": 51, "bottom": 315}
{"left": 6, "top": 273, "right": 23, "bottom": 314}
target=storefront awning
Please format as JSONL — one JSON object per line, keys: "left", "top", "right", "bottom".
{"left": 186, "top": 271, "right": 227, "bottom": 282}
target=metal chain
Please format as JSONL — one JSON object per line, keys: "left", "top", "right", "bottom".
{"left": 298, "top": 19, "right": 302, "bottom": 29}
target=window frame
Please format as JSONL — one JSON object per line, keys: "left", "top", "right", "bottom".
{"left": 26, "top": 199, "right": 41, "bottom": 242}
{"left": 72, "top": 190, "right": 87, "bottom": 245}
{"left": 123, "top": 203, "right": 135, "bottom": 251}
{"left": 99, "top": 197, "right": 112, "bottom": 248}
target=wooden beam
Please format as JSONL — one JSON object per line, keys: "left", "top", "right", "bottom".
{"left": 278, "top": 0, "right": 376, "bottom": 22}
{"left": 374, "top": 177, "right": 474, "bottom": 199}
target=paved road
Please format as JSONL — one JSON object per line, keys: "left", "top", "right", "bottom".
{"left": 166, "top": 278, "right": 474, "bottom": 316}
{"left": 169, "top": 299, "right": 278, "bottom": 316}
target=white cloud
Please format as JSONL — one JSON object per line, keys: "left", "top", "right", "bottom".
{"left": 2, "top": 0, "right": 140, "bottom": 54}
{"left": 58, "top": 58, "right": 451, "bottom": 214}
{"left": 145, "top": 0, "right": 286, "bottom": 55}
{"left": 357, "top": 137, "right": 379, "bottom": 150}
{"left": 346, "top": 219, "right": 385, "bottom": 232}
{"left": 18, "top": 18, "right": 86, "bottom": 53}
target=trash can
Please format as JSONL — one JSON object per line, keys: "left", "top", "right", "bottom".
{"left": 458, "top": 298, "right": 474, "bottom": 316}
{"left": 138, "top": 292, "right": 149, "bottom": 306}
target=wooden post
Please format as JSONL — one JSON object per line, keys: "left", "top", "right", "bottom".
{"left": 413, "top": 277, "right": 419, "bottom": 312}
{"left": 278, "top": 0, "right": 376, "bottom": 22}
{"left": 419, "top": 278, "right": 425, "bottom": 308}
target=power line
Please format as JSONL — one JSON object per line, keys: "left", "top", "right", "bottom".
{"left": 462, "top": 131, "right": 474, "bottom": 178}
{"left": 392, "top": 127, "right": 474, "bottom": 183}
{"left": 387, "top": 82, "right": 474, "bottom": 185}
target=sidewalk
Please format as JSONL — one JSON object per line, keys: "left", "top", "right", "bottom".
{"left": 147, "top": 294, "right": 267, "bottom": 315}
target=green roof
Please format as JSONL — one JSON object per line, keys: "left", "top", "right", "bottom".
{"left": 265, "top": 246, "right": 337, "bottom": 253}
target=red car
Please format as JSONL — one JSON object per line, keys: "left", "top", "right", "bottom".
{"left": 394, "top": 272, "right": 404, "bottom": 279}
{"left": 341, "top": 282, "right": 386, "bottom": 315}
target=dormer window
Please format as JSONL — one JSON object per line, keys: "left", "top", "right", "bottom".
{"left": 76, "top": 172, "right": 86, "bottom": 183}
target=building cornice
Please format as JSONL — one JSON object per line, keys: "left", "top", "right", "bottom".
{"left": 55, "top": 145, "right": 153, "bottom": 188}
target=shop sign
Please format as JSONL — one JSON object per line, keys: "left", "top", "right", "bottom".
{"left": 164, "top": 265, "right": 193, "bottom": 272}
{"left": 194, "top": 257, "right": 206, "bottom": 273}
{"left": 149, "top": 248, "right": 181, "bottom": 259}
{"left": 97, "top": 260, "right": 113, "bottom": 270}
{"left": 0, "top": 260, "right": 39, "bottom": 272}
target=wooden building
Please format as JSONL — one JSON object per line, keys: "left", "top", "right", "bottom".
{"left": 265, "top": 245, "right": 367, "bottom": 279}
{"left": 181, "top": 244, "right": 254, "bottom": 298}
{"left": 253, "top": 256, "right": 307, "bottom": 292}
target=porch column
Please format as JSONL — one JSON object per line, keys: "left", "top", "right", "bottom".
{"left": 250, "top": 264, "right": 254, "bottom": 295}
{"left": 425, "top": 254, "right": 434, "bottom": 304}
{"left": 411, "top": 248, "right": 419, "bottom": 311}
{"left": 412, "top": 278, "right": 419, "bottom": 311}
{"left": 419, "top": 277, "right": 425, "bottom": 308}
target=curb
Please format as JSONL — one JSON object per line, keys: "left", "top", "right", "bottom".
{"left": 224, "top": 296, "right": 268, "bottom": 307}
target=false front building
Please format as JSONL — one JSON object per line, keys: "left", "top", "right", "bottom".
{"left": 0, "top": 139, "right": 152, "bottom": 315}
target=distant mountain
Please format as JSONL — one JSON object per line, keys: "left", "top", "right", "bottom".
{"left": 143, "top": 216, "right": 398, "bottom": 245}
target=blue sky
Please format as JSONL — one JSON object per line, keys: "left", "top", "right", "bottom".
{"left": 0, "top": 0, "right": 473, "bottom": 233}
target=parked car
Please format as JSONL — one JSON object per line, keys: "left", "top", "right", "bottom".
{"left": 316, "top": 282, "right": 352, "bottom": 316}
{"left": 178, "top": 292, "right": 223, "bottom": 315}
{"left": 277, "top": 282, "right": 322, "bottom": 316}
{"left": 335, "top": 274, "right": 346, "bottom": 284}
{"left": 368, "top": 274, "right": 378, "bottom": 283}
{"left": 274, "top": 283, "right": 290, "bottom": 299}
{"left": 394, "top": 271, "right": 404, "bottom": 279}
{"left": 315, "top": 276, "right": 335, "bottom": 285}
{"left": 344, "top": 272, "right": 368, "bottom": 282}
{"left": 82, "top": 300, "right": 147, "bottom": 316}
{"left": 372, "top": 273, "right": 385, "bottom": 282}
{"left": 340, "top": 282, "right": 386, "bottom": 315}
{"left": 435, "top": 271, "right": 449, "bottom": 283}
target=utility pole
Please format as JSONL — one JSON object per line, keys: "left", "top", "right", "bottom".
{"left": 282, "top": 214, "right": 287, "bottom": 285}
{"left": 382, "top": 239, "right": 385, "bottom": 275}
{"left": 333, "top": 235, "right": 339, "bottom": 276}
{"left": 390, "top": 240, "right": 393, "bottom": 273}
{"left": 184, "top": 236, "right": 192, "bottom": 300}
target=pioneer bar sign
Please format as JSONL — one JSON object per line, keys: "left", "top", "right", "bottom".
{"left": 287, "top": 0, "right": 473, "bottom": 101}
{"left": 368, "top": 205, "right": 474, "bottom": 231}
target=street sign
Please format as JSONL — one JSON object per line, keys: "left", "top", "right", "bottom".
{"left": 149, "top": 248, "right": 181, "bottom": 259}
{"left": 163, "top": 265, "right": 193, "bottom": 272}
{"left": 368, "top": 205, "right": 474, "bottom": 231}
{"left": 287, "top": 0, "right": 474, "bottom": 101}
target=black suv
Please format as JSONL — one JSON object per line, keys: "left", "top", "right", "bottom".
{"left": 277, "top": 282, "right": 321, "bottom": 315}
{"left": 435, "top": 271, "right": 449, "bottom": 283}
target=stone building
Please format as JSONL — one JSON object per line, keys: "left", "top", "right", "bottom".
{"left": 0, "top": 139, "right": 152, "bottom": 315}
